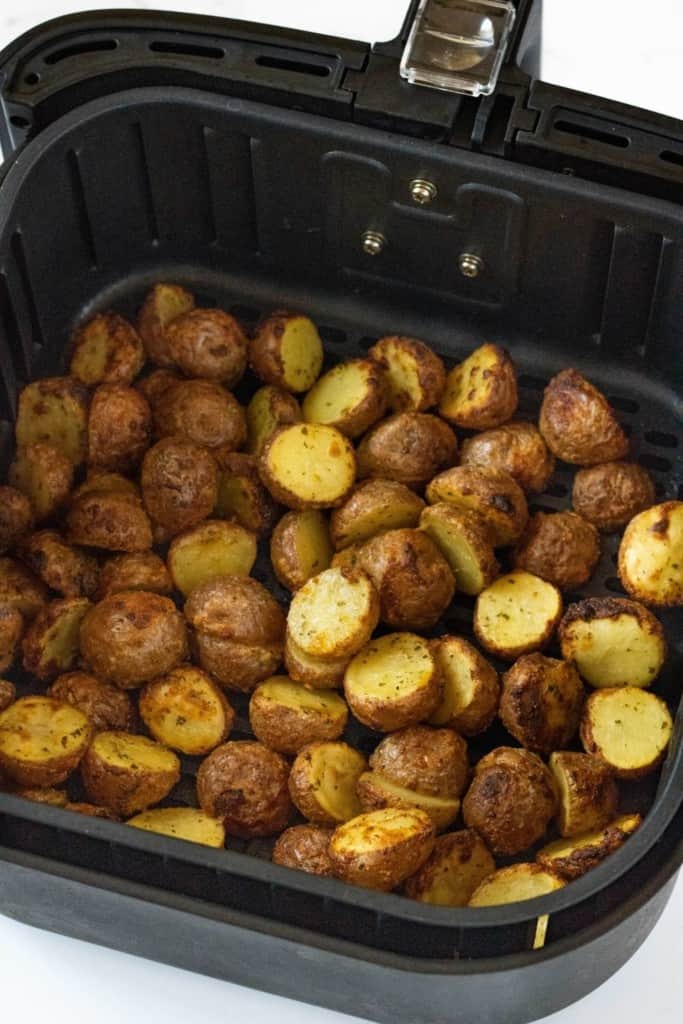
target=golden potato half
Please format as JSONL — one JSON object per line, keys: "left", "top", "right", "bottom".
{"left": 420, "top": 504, "right": 498, "bottom": 596}
{"left": 70, "top": 312, "right": 144, "bottom": 387}
{"left": 136, "top": 282, "right": 195, "bottom": 367}
{"left": 368, "top": 335, "right": 446, "bottom": 412}
{"left": 82, "top": 731, "right": 180, "bottom": 816}
{"left": 127, "top": 807, "right": 225, "bottom": 848}
{"left": 302, "top": 359, "right": 387, "bottom": 438}
{"left": 572, "top": 461, "right": 655, "bottom": 532}
{"left": 249, "top": 677, "right": 348, "bottom": 755}
{"left": 426, "top": 465, "right": 528, "bottom": 547}
{"left": 260, "top": 423, "right": 356, "bottom": 509}
{"left": 460, "top": 421, "right": 555, "bottom": 495}
{"left": 288, "top": 741, "right": 367, "bottom": 825}
{"left": 196, "top": 740, "right": 291, "bottom": 837}
{"left": 246, "top": 385, "right": 302, "bottom": 457}
{"left": 140, "top": 665, "right": 235, "bottom": 755}
{"left": 270, "top": 509, "right": 333, "bottom": 591}
{"left": 213, "top": 452, "right": 279, "bottom": 537}
{"left": 549, "top": 751, "right": 618, "bottom": 839}
{"left": 329, "top": 807, "right": 435, "bottom": 892}
{"left": 0, "top": 485, "right": 33, "bottom": 554}
{"left": 9, "top": 442, "right": 74, "bottom": 522}
{"left": 474, "top": 571, "right": 563, "bottom": 661}
{"left": 356, "top": 412, "right": 458, "bottom": 490}
{"left": 580, "top": 687, "right": 673, "bottom": 779}
{"left": 499, "top": 653, "right": 584, "bottom": 754}
{"left": 536, "top": 814, "right": 641, "bottom": 880}
{"left": 20, "top": 530, "right": 99, "bottom": 598}
{"left": 468, "top": 863, "right": 564, "bottom": 906}
{"left": 283, "top": 633, "right": 349, "bottom": 690}
{"left": 430, "top": 635, "right": 500, "bottom": 736}
{"left": 618, "top": 501, "right": 683, "bottom": 607}
{"left": 22, "top": 597, "right": 91, "bottom": 680}
{"left": 439, "top": 343, "right": 517, "bottom": 429}
{"left": 287, "top": 566, "right": 379, "bottom": 662}
{"left": 167, "top": 519, "right": 257, "bottom": 597}
{"left": 404, "top": 830, "right": 495, "bottom": 906}
{"left": 539, "top": 369, "right": 628, "bottom": 465}
{"left": 0, "top": 696, "right": 91, "bottom": 786}
{"left": 249, "top": 312, "right": 323, "bottom": 393}
{"left": 272, "top": 824, "right": 335, "bottom": 876}
{"left": 330, "top": 479, "right": 424, "bottom": 551}
{"left": 356, "top": 773, "right": 460, "bottom": 832}
{"left": 15, "top": 376, "right": 90, "bottom": 466}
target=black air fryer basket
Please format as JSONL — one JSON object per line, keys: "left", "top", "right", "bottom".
{"left": 0, "top": 4, "right": 681, "bottom": 1022}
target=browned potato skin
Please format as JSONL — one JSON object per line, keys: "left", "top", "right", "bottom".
{"left": 356, "top": 413, "right": 458, "bottom": 490}
{"left": 81, "top": 732, "right": 180, "bottom": 817}
{"left": 426, "top": 465, "right": 528, "bottom": 547}
{"left": 330, "top": 480, "right": 425, "bottom": 551}
{"left": 462, "top": 747, "right": 558, "bottom": 856}
{"left": 141, "top": 438, "right": 218, "bottom": 536}
{"left": 80, "top": 591, "right": 188, "bottom": 689}
{"left": 0, "top": 486, "right": 33, "bottom": 554}
{"left": 154, "top": 379, "right": 246, "bottom": 452}
{"left": 272, "top": 825, "right": 335, "bottom": 876}
{"left": 19, "top": 530, "right": 99, "bottom": 598}
{"left": 70, "top": 312, "right": 145, "bottom": 386}
{"left": 460, "top": 422, "right": 555, "bottom": 495}
{"left": 369, "top": 726, "right": 469, "bottom": 799}
{"left": 87, "top": 384, "right": 151, "bottom": 472}
{"left": 404, "top": 829, "right": 496, "bottom": 905}
{"left": 536, "top": 815, "right": 642, "bottom": 880}
{"left": 136, "top": 368, "right": 182, "bottom": 406}
{"left": 249, "top": 683, "right": 348, "bottom": 755}
{"left": 96, "top": 552, "right": 172, "bottom": 600}
{"left": 329, "top": 808, "right": 436, "bottom": 892}
{"left": 440, "top": 344, "right": 518, "bottom": 430}
{"left": 66, "top": 802, "right": 120, "bottom": 820}
{"left": 430, "top": 636, "right": 500, "bottom": 736}
{"left": 283, "top": 634, "right": 348, "bottom": 689}
{"left": 246, "top": 386, "right": 302, "bottom": 456}
{"left": 514, "top": 511, "right": 600, "bottom": 592}
{"left": 0, "top": 557, "right": 47, "bottom": 620}
{"left": 248, "top": 311, "right": 322, "bottom": 393}
{"left": 368, "top": 336, "right": 446, "bottom": 412}
{"left": 166, "top": 309, "right": 248, "bottom": 386}
{"left": 11, "top": 786, "right": 68, "bottom": 806}
{"left": 357, "top": 529, "right": 455, "bottom": 631}
{"left": 499, "top": 654, "right": 585, "bottom": 754}
{"left": 288, "top": 741, "right": 367, "bottom": 824}
{"left": 572, "top": 462, "right": 655, "bottom": 533}
{"left": 137, "top": 283, "right": 195, "bottom": 367}
{"left": 0, "top": 678, "right": 16, "bottom": 712}
{"left": 67, "top": 490, "right": 153, "bottom": 553}
{"left": 539, "top": 369, "right": 629, "bottom": 465}
{"left": 270, "top": 510, "right": 332, "bottom": 591}
{"left": 214, "top": 451, "right": 280, "bottom": 536}
{"left": 549, "top": 751, "right": 618, "bottom": 838}
{"left": 0, "top": 607, "right": 24, "bottom": 674}
{"left": 196, "top": 740, "right": 291, "bottom": 837}
{"left": 74, "top": 472, "right": 140, "bottom": 500}
{"left": 48, "top": 672, "right": 137, "bottom": 732}
{"left": 22, "top": 597, "right": 91, "bottom": 680}
{"left": 9, "top": 442, "right": 75, "bottom": 523}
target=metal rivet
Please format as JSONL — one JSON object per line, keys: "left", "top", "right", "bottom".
{"left": 458, "top": 252, "right": 485, "bottom": 278}
{"left": 361, "top": 230, "right": 387, "bottom": 256}
{"left": 410, "top": 178, "right": 437, "bottom": 205}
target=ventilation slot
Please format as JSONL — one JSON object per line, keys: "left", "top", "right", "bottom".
{"left": 130, "top": 123, "right": 159, "bottom": 244}
{"left": 644, "top": 430, "right": 678, "bottom": 449}
{"left": 639, "top": 452, "right": 673, "bottom": 473}
{"left": 149, "top": 40, "right": 224, "bottom": 59}
{"left": 45, "top": 39, "right": 118, "bottom": 65}
{"left": 0, "top": 273, "right": 23, "bottom": 383}
{"left": 660, "top": 150, "right": 683, "bottom": 168}
{"left": 66, "top": 150, "right": 97, "bottom": 268}
{"left": 254, "top": 54, "right": 330, "bottom": 78}
{"left": 11, "top": 230, "right": 45, "bottom": 356}
{"left": 554, "top": 120, "right": 629, "bottom": 149}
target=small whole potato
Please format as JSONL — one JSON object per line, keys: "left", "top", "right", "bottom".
{"left": 166, "top": 308, "right": 248, "bottom": 386}
{"left": 153, "top": 379, "right": 246, "bottom": 452}
{"left": 80, "top": 591, "right": 188, "bottom": 688}
{"left": 369, "top": 726, "right": 468, "bottom": 799}
{"left": 141, "top": 438, "right": 218, "bottom": 536}
{"left": 87, "top": 384, "right": 152, "bottom": 472}
{"left": 197, "top": 740, "right": 291, "bottom": 837}
{"left": 67, "top": 490, "right": 153, "bottom": 553}
{"left": 272, "top": 825, "right": 335, "bottom": 876}
{"left": 9, "top": 442, "right": 75, "bottom": 523}
{"left": 514, "top": 511, "right": 600, "bottom": 592}
{"left": 539, "top": 369, "right": 629, "bottom": 465}
{"left": 329, "top": 807, "right": 436, "bottom": 892}
{"left": 81, "top": 731, "right": 180, "bottom": 816}
{"left": 96, "top": 551, "right": 172, "bottom": 600}
{"left": 368, "top": 335, "right": 446, "bottom": 412}
{"left": 48, "top": 671, "right": 137, "bottom": 732}
{"left": 136, "top": 282, "right": 195, "bottom": 367}
{"left": 499, "top": 654, "right": 585, "bottom": 753}
{"left": 356, "top": 412, "right": 458, "bottom": 490}
{"left": 249, "top": 677, "right": 348, "bottom": 754}
{"left": 19, "top": 530, "right": 99, "bottom": 598}
{"left": 572, "top": 461, "right": 655, "bottom": 532}
{"left": 0, "top": 486, "right": 33, "bottom": 553}
{"left": 0, "top": 607, "right": 25, "bottom": 674}
{"left": 618, "top": 501, "right": 683, "bottom": 607}
{"left": 249, "top": 311, "right": 323, "bottom": 393}
{"left": 460, "top": 421, "right": 555, "bottom": 495}
{"left": 462, "top": 746, "right": 558, "bottom": 855}
{"left": 70, "top": 312, "right": 145, "bottom": 387}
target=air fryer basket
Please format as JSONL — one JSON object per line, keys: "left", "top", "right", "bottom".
{"left": 0, "top": 15, "right": 681, "bottom": 1024}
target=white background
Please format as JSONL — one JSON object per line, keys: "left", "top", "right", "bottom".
{"left": 0, "top": 2, "right": 681, "bottom": 1022}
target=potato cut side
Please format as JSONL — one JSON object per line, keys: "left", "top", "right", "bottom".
{"left": 0, "top": 556, "right": 48, "bottom": 620}
{"left": 9, "top": 442, "right": 75, "bottom": 522}
{"left": 82, "top": 731, "right": 181, "bottom": 816}
{"left": 618, "top": 501, "right": 683, "bottom": 607}
{"left": 249, "top": 676, "right": 348, "bottom": 754}
{"left": 289, "top": 741, "right": 367, "bottom": 824}
{"left": 270, "top": 508, "right": 333, "bottom": 592}
{"left": 284, "top": 633, "right": 349, "bottom": 689}
{"left": 430, "top": 635, "right": 500, "bottom": 735}
{"left": 246, "top": 386, "right": 302, "bottom": 456}
{"left": 329, "top": 807, "right": 436, "bottom": 892}
{"left": 580, "top": 687, "right": 673, "bottom": 778}
{"left": 426, "top": 465, "right": 528, "bottom": 547}
{"left": 536, "top": 813, "right": 642, "bottom": 880}
{"left": 330, "top": 480, "right": 425, "bottom": 550}
{"left": 356, "top": 772, "right": 460, "bottom": 831}
{"left": 468, "top": 863, "right": 565, "bottom": 906}
{"left": 559, "top": 597, "right": 666, "bottom": 689}
{"left": 214, "top": 456, "right": 278, "bottom": 538}
{"left": 302, "top": 359, "right": 387, "bottom": 438}
{"left": 127, "top": 807, "right": 225, "bottom": 848}
{"left": 420, "top": 503, "right": 498, "bottom": 595}
{"left": 550, "top": 751, "right": 618, "bottom": 838}
{"left": 168, "top": 520, "right": 258, "bottom": 597}
{"left": 139, "top": 665, "right": 234, "bottom": 756}
{"left": 260, "top": 423, "right": 356, "bottom": 509}
{"left": 137, "top": 283, "right": 195, "bottom": 367}
{"left": 368, "top": 336, "right": 445, "bottom": 412}
{"left": 15, "top": 378, "right": 90, "bottom": 465}
{"left": 0, "top": 696, "right": 91, "bottom": 786}
{"left": 404, "top": 830, "right": 495, "bottom": 906}
{"left": 474, "top": 571, "right": 562, "bottom": 661}
{"left": 439, "top": 343, "right": 517, "bottom": 430}
{"left": 70, "top": 312, "right": 144, "bottom": 386}
{"left": 22, "top": 598, "right": 91, "bottom": 680}
{"left": 287, "top": 566, "right": 379, "bottom": 661}
{"left": 278, "top": 316, "right": 324, "bottom": 391}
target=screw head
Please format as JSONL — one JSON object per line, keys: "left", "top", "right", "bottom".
{"left": 458, "top": 252, "right": 485, "bottom": 278}
{"left": 410, "top": 178, "right": 437, "bottom": 205}
{"left": 361, "top": 230, "right": 387, "bottom": 256}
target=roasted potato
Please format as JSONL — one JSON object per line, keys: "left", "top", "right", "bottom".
{"left": 0, "top": 696, "right": 91, "bottom": 786}
{"left": 127, "top": 806, "right": 225, "bottom": 847}
{"left": 166, "top": 308, "right": 247, "bottom": 386}
{"left": 12, "top": 787, "right": 68, "bottom": 806}
{"left": 499, "top": 654, "right": 584, "bottom": 754}
{"left": 549, "top": 751, "right": 618, "bottom": 838}
{"left": 343, "top": 633, "right": 442, "bottom": 732}
{"left": 462, "top": 746, "right": 558, "bottom": 855}
{"left": 474, "top": 571, "right": 563, "bottom": 661}
{"left": 559, "top": 597, "right": 666, "bottom": 689}
{"left": 272, "top": 824, "right": 335, "bottom": 876}
{"left": 213, "top": 452, "right": 279, "bottom": 537}
{"left": 73, "top": 472, "right": 140, "bottom": 500}
{"left": 539, "top": 369, "right": 629, "bottom": 465}
{"left": 460, "top": 421, "right": 555, "bottom": 495}
{"left": 196, "top": 740, "right": 291, "bottom": 837}
{"left": 167, "top": 519, "right": 257, "bottom": 597}
{"left": 0, "top": 486, "right": 33, "bottom": 553}
{"left": 330, "top": 480, "right": 425, "bottom": 551}
{"left": 439, "top": 343, "right": 517, "bottom": 429}
{"left": 136, "top": 368, "right": 182, "bottom": 406}
{"left": 0, "top": 678, "right": 16, "bottom": 712}
{"left": 153, "top": 379, "right": 246, "bottom": 452}
{"left": 137, "top": 283, "right": 195, "bottom": 367}
{"left": 618, "top": 501, "right": 683, "bottom": 607}
{"left": 356, "top": 412, "right": 457, "bottom": 490}
{"left": 288, "top": 741, "right": 367, "bottom": 824}
{"left": 249, "top": 676, "right": 348, "bottom": 754}
{"left": 368, "top": 335, "right": 446, "bottom": 412}
{"left": 15, "top": 376, "right": 90, "bottom": 465}
{"left": 81, "top": 731, "right": 180, "bottom": 816}
{"left": 87, "top": 384, "right": 151, "bottom": 472}
{"left": 141, "top": 438, "right": 218, "bottom": 536}
{"left": 426, "top": 465, "right": 528, "bottom": 547}
{"left": 420, "top": 504, "right": 498, "bottom": 596}
{"left": 80, "top": 591, "right": 188, "bottom": 688}
{"left": 357, "top": 528, "right": 454, "bottom": 631}
{"left": 283, "top": 634, "right": 349, "bottom": 690}
{"left": 47, "top": 671, "right": 137, "bottom": 733}
{"left": 356, "top": 773, "right": 460, "bottom": 832}
{"left": 330, "top": 544, "right": 363, "bottom": 573}
{"left": 67, "top": 489, "right": 153, "bottom": 553}
{"left": 0, "top": 607, "right": 24, "bottom": 674}
{"left": 430, "top": 635, "right": 500, "bottom": 736}
{"left": 302, "top": 359, "right": 387, "bottom": 438}
{"left": 22, "top": 597, "right": 91, "bottom": 680}
{"left": 259, "top": 423, "right": 356, "bottom": 510}
{"left": 536, "top": 813, "right": 641, "bottom": 880}
{"left": 246, "top": 385, "right": 302, "bottom": 456}
{"left": 580, "top": 686, "right": 673, "bottom": 779}
{"left": 185, "top": 576, "right": 285, "bottom": 692}
{"left": 287, "top": 566, "right": 379, "bottom": 662}
{"left": 249, "top": 311, "right": 323, "bottom": 393}
{"left": 96, "top": 551, "right": 172, "bottom": 600}
{"left": 139, "top": 666, "right": 233, "bottom": 756}
{"left": 9, "top": 442, "right": 74, "bottom": 522}
{"left": 70, "top": 312, "right": 145, "bottom": 387}
{"left": 514, "top": 511, "right": 600, "bottom": 592}
{"left": 468, "top": 863, "right": 564, "bottom": 906}
{"left": 0, "top": 556, "right": 47, "bottom": 619}
{"left": 572, "top": 461, "right": 655, "bottom": 532}
{"left": 270, "top": 508, "right": 333, "bottom": 591}
{"left": 329, "top": 807, "right": 435, "bottom": 892}
{"left": 66, "top": 801, "right": 120, "bottom": 820}
{"left": 20, "top": 530, "right": 99, "bottom": 598}
{"left": 404, "top": 830, "right": 495, "bottom": 906}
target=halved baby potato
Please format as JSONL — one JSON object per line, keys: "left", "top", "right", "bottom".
{"left": 0, "top": 485, "right": 33, "bottom": 554}
{"left": 20, "top": 530, "right": 99, "bottom": 598}
{"left": 429, "top": 636, "right": 500, "bottom": 736}
{"left": 153, "top": 379, "right": 246, "bottom": 453}
{"left": 559, "top": 597, "right": 666, "bottom": 689}
{"left": 439, "top": 343, "right": 518, "bottom": 430}
{"left": 87, "top": 383, "right": 152, "bottom": 474}
{"left": 249, "top": 677, "right": 348, "bottom": 755}
{"left": 15, "top": 377, "right": 90, "bottom": 465}
{"left": 404, "top": 830, "right": 495, "bottom": 906}
{"left": 368, "top": 335, "right": 446, "bottom": 412}
{"left": 167, "top": 519, "right": 258, "bottom": 597}
{"left": 260, "top": 423, "right": 356, "bottom": 509}
{"left": 572, "top": 461, "right": 655, "bottom": 533}
{"left": 141, "top": 437, "right": 219, "bottom": 537}
{"left": 468, "top": 863, "right": 564, "bottom": 906}
{"left": 9, "top": 442, "right": 75, "bottom": 522}
{"left": 165, "top": 309, "right": 247, "bottom": 386}
{"left": 0, "top": 696, "right": 91, "bottom": 786}
{"left": 330, "top": 479, "right": 425, "bottom": 551}
{"left": 618, "top": 501, "right": 683, "bottom": 607}
{"left": 82, "top": 731, "right": 181, "bottom": 817}
{"left": 0, "top": 556, "right": 47, "bottom": 620}
{"left": 420, "top": 503, "right": 498, "bottom": 596}
{"left": 136, "top": 368, "right": 182, "bottom": 406}
{"left": 0, "top": 607, "right": 25, "bottom": 674}
{"left": 22, "top": 597, "right": 91, "bottom": 680}
{"left": 287, "top": 566, "right": 379, "bottom": 662}
{"left": 96, "top": 551, "right": 172, "bottom": 600}
{"left": 474, "top": 571, "right": 563, "bottom": 661}
{"left": 67, "top": 490, "right": 153, "bottom": 553}
{"left": 356, "top": 773, "right": 460, "bottom": 832}
{"left": 73, "top": 472, "right": 140, "bottom": 500}
{"left": 460, "top": 421, "right": 555, "bottom": 495}
{"left": 329, "top": 807, "right": 435, "bottom": 892}
{"left": 127, "top": 806, "right": 225, "bottom": 848}
{"left": 355, "top": 412, "right": 458, "bottom": 491}
{"left": 288, "top": 741, "right": 367, "bottom": 825}
{"left": 283, "top": 633, "right": 349, "bottom": 690}
{"left": 70, "top": 312, "right": 145, "bottom": 387}
{"left": 513, "top": 511, "right": 601, "bottom": 592}
{"left": 270, "top": 509, "right": 333, "bottom": 591}
{"left": 139, "top": 665, "right": 235, "bottom": 755}
{"left": 47, "top": 671, "right": 137, "bottom": 733}
{"left": 536, "top": 813, "right": 642, "bottom": 880}
{"left": 499, "top": 654, "right": 584, "bottom": 754}
{"left": 580, "top": 687, "right": 673, "bottom": 779}
{"left": 246, "top": 385, "right": 302, "bottom": 457}
{"left": 213, "top": 452, "right": 280, "bottom": 537}
{"left": 12, "top": 787, "right": 68, "bottom": 806}
{"left": 549, "top": 751, "right": 618, "bottom": 838}
{"left": 302, "top": 359, "right": 387, "bottom": 438}
{"left": 249, "top": 312, "right": 323, "bottom": 393}
{"left": 426, "top": 466, "right": 528, "bottom": 547}
{"left": 272, "top": 824, "right": 335, "bottom": 877}
{"left": 539, "top": 369, "right": 629, "bottom": 466}
{"left": 136, "top": 282, "right": 195, "bottom": 367}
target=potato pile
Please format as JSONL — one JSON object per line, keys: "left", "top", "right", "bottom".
{"left": 0, "top": 283, "right": 679, "bottom": 906}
